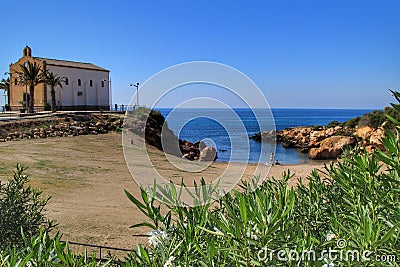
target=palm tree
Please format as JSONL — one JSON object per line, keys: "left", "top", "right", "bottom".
{"left": 15, "top": 61, "right": 46, "bottom": 113}
{"left": 44, "top": 72, "right": 65, "bottom": 112}
{"left": 0, "top": 76, "right": 10, "bottom": 109}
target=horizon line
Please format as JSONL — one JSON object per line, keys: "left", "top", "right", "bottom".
{"left": 150, "top": 106, "right": 381, "bottom": 110}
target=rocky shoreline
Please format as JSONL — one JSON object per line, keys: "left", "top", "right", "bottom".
{"left": 252, "top": 124, "right": 385, "bottom": 160}
{"left": 124, "top": 109, "right": 217, "bottom": 161}
{"left": 0, "top": 111, "right": 217, "bottom": 162}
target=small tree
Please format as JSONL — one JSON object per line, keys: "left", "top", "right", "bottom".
{"left": 0, "top": 165, "right": 53, "bottom": 250}
{"left": 15, "top": 61, "right": 46, "bottom": 113}
{"left": 44, "top": 72, "right": 65, "bottom": 112}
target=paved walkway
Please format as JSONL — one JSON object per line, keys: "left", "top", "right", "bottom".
{"left": 0, "top": 110, "right": 123, "bottom": 122}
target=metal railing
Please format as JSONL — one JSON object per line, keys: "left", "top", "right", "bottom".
{"left": 60, "top": 240, "right": 132, "bottom": 260}
{"left": 112, "top": 105, "right": 141, "bottom": 112}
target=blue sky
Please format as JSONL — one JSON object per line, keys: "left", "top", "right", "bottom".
{"left": 1, "top": 0, "right": 399, "bottom": 108}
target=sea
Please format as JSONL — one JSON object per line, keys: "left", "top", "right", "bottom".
{"left": 159, "top": 108, "right": 373, "bottom": 164}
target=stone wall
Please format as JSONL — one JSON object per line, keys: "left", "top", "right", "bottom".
{"left": 0, "top": 114, "right": 123, "bottom": 142}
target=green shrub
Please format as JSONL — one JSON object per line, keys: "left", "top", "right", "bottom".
{"left": 311, "top": 125, "right": 323, "bottom": 130}
{"left": 327, "top": 120, "right": 340, "bottom": 128}
{"left": 342, "top": 116, "right": 360, "bottom": 128}
{"left": 358, "top": 110, "right": 385, "bottom": 129}
{"left": 43, "top": 102, "right": 51, "bottom": 111}
{"left": 0, "top": 165, "right": 53, "bottom": 250}
{"left": 114, "top": 125, "right": 122, "bottom": 133}
{"left": 384, "top": 105, "right": 400, "bottom": 129}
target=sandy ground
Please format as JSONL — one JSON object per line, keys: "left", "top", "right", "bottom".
{"left": 0, "top": 132, "right": 327, "bottom": 252}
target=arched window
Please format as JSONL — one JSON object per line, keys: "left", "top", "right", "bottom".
{"left": 65, "top": 77, "right": 69, "bottom": 85}
{"left": 14, "top": 78, "right": 17, "bottom": 85}
{"left": 89, "top": 80, "right": 93, "bottom": 87}
{"left": 101, "top": 80, "right": 104, "bottom": 87}
{"left": 78, "top": 79, "right": 81, "bottom": 86}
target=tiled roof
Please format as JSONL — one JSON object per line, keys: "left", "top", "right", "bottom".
{"left": 34, "top": 57, "right": 109, "bottom": 72}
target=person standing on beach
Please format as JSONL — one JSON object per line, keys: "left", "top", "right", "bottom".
{"left": 270, "top": 152, "right": 274, "bottom": 164}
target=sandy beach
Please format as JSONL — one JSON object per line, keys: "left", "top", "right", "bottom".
{"left": 0, "top": 132, "right": 327, "bottom": 250}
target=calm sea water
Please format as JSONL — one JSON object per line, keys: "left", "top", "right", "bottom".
{"left": 159, "top": 108, "right": 373, "bottom": 164}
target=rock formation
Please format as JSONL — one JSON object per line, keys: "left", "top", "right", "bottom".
{"left": 309, "top": 136, "right": 356, "bottom": 159}
{"left": 199, "top": 146, "right": 218, "bottom": 162}
{"left": 252, "top": 123, "right": 386, "bottom": 160}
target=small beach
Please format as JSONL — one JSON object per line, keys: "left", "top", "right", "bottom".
{"left": 0, "top": 132, "right": 326, "bottom": 249}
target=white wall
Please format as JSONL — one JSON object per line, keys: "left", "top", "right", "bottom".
{"left": 0, "top": 90, "right": 6, "bottom": 107}
{"left": 45, "top": 65, "right": 109, "bottom": 107}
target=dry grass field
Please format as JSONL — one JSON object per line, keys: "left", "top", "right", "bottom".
{"left": 0, "top": 132, "right": 325, "bottom": 251}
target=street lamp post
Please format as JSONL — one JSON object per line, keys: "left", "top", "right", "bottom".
{"left": 130, "top": 82, "right": 139, "bottom": 109}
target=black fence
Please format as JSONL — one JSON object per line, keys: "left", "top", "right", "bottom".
{"left": 113, "top": 104, "right": 139, "bottom": 112}
{"left": 60, "top": 240, "right": 132, "bottom": 260}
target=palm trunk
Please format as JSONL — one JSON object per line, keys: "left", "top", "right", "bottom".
{"left": 29, "top": 85, "right": 34, "bottom": 113}
{"left": 51, "top": 86, "right": 56, "bottom": 112}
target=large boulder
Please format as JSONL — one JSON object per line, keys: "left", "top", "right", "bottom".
{"left": 355, "top": 126, "right": 374, "bottom": 142}
{"left": 369, "top": 127, "right": 385, "bottom": 150}
{"left": 199, "top": 146, "right": 218, "bottom": 162}
{"left": 325, "top": 127, "right": 335, "bottom": 136}
{"left": 309, "top": 130, "right": 326, "bottom": 143}
{"left": 309, "top": 136, "right": 356, "bottom": 160}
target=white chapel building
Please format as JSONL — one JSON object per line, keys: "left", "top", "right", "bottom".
{"left": 9, "top": 46, "right": 110, "bottom": 111}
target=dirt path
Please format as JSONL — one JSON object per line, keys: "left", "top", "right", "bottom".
{"left": 0, "top": 133, "right": 326, "bottom": 250}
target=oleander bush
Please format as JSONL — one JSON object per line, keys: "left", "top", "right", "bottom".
{"left": 0, "top": 231, "right": 111, "bottom": 267}
{"left": 125, "top": 148, "right": 399, "bottom": 266}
